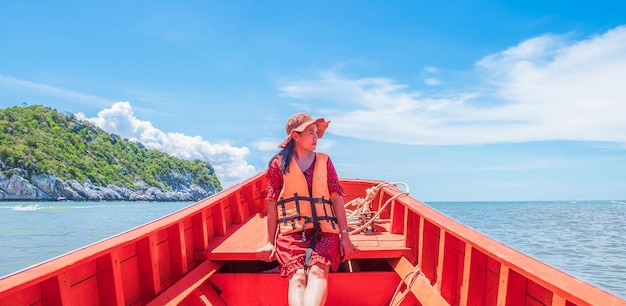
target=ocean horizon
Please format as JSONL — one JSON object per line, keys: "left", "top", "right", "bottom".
{"left": 1, "top": 199, "right": 624, "bottom": 299}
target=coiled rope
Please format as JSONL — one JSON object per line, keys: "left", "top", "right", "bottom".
{"left": 344, "top": 181, "right": 409, "bottom": 235}
{"left": 342, "top": 181, "right": 424, "bottom": 306}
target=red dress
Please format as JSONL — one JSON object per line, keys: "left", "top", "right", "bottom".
{"left": 266, "top": 155, "right": 345, "bottom": 277}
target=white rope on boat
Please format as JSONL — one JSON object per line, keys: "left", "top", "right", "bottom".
{"left": 389, "top": 267, "right": 427, "bottom": 306}
{"left": 344, "top": 181, "right": 409, "bottom": 235}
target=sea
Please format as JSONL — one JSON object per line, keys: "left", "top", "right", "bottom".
{"left": 1, "top": 200, "right": 624, "bottom": 299}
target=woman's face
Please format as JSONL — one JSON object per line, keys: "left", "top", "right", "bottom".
{"left": 294, "top": 123, "right": 319, "bottom": 151}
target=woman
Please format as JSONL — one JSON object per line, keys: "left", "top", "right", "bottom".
{"left": 256, "top": 112, "right": 358, "bottom": 306}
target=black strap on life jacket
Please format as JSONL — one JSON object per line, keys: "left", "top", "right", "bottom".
{"left": 277, "top": 194, "right": 338, "bottom": 229}
{"left": 277, "top": 194, "right": 338, "bottom": 271}
{"left": 304, "top": 223, "right": 321, "bottom": 272}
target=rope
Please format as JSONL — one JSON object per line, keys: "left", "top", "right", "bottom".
{"left": 344, "top": 182, "right": 409, "bottom": 235}
{"left": 389, "top": 268, "right": 426, "bottom": 306}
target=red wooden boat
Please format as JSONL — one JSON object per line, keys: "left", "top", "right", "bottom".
{"left": 0, "top": 173, "right": 624, "bottom": 305}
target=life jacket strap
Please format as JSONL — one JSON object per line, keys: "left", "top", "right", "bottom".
{"left": 304, "top": 223, "right": 321, "bottom": 272}
{"left": 277, "top": 195, "right": 338, "bottom": 230}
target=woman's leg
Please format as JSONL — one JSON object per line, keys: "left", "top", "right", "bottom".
{"left": 303, "top": 263, "right": 330, "bottom": 306}
{"left": 288, "top": 268, "right": 308, "bottom": 306}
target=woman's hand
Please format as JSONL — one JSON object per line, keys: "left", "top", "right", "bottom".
{"left": 256, "top": 242, "right": 276, "bottom": 262}
{"left": 339, "top": 234, "right": 359, "bottom": 261}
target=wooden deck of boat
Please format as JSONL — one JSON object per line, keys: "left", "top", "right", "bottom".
{"left": 205, "top": 213, "right": 411, "bottom": 261}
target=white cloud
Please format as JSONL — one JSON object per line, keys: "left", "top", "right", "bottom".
{"left": 79, "top": 102, "right": 256, "bottom": 188}
{"left": 424, "top": 78, "right": 441, "bottom": 86}
{"left": 251, "top": 140, "right": 280, "bottom": 151}
{"left": 278, "top": 26, "right": 626, "bottom": 145}
{"left": 424, "top": 67, "right": 439, "bottom": 74}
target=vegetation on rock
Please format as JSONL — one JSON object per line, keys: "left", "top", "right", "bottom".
{"left": 0, "top": 105, "right": 221, "bottom": 192}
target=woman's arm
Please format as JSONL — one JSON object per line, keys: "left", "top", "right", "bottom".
{"left": 256, "top": 199, "right": 278, "bottom": 261}
{"left": 331, "top": 192, "right": 358, "bottom": 261}
{"left": 266, "top": 199, "right": 278, "bottom": 244}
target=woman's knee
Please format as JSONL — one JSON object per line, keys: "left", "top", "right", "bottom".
{"left": 289, "top": 269, "right": 308, "bottom": 287}
{"left": 307, "top": 264, "right": 329, "bottom": 280}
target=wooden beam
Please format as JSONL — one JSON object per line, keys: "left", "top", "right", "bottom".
{"left": 388, "top": 257, "right": 450, "bottom": 306}
{"left": 138, "top": 235, "right": 161, "bottom": 303}
{"left": 192, "top": 210, "right": 209, "bottom": 256}
{"left": 96, "top": 253, "right": 125, "bottom": 306}
{"left": 459, "top": 244, "right": 472, "bottom": 306}
{"left": 212, "top": 201, "right": 227, "bottom": 237}
{"left": 435, "top": 228, "right": 446, "bottom": 292}
{"left": 496, "top": 265, "right": 509, "bottom": 306}
{"left": 146, "top": 260, "right": 223, "bottom": 306}
{"left": 168, "top": 222, "right": 189, "bottom": 281}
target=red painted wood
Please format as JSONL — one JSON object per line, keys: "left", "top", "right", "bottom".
{"left": 421, "top": 219, "right": 439, "bottom": 283}
{"left": 467, "top": 247, "right": 488, "bottom": 306}
{"left": 527, "top": 278, "right": 553, "bottom": 306}
{"left": 137, "top": 235, "right": 160, "bottom": 303}
{"left": 391, "top": 198, "right": 405, "bottom": 234}
{"left": 210, "top": 271, "right": 402, "bottom": 306}
{"left": 506, "top": 269, "right": 528, "bottom": 305}
{"left": 404, "top": 209, "right": 420, "bottom": 265}
{"left": 119, "top": 254, "right": 142, "bottom": 305}
{"left": 192, "top": 210, "right": 209, "bottom": 253}
{"left": 41, "top": 272, "right": 69, "bottom": 305}
{"left": 211, "top": 201, "right": 227, "bottom": 237}
{"left": 0, "top": 283, "right": 40, "bottom": 306}
{"left": 146, "top": 260, "right": 221, "bottom": 306}
{"left": 168, "top": 222, "right": 188, "bottom": 281}
{"left": 440, "top": 231, "right": 463, "bottom": 305}
{"left": 96, "top": 253, "right": 125, "bottom": 306}
{"left": 484, "top": 257, "right": 500, "bottom": 306}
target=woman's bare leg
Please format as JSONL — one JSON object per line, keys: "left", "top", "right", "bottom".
{"left": 288, "top": 269, "right": 307, "bottom": 306}
{"left": 303, "top": 263, "right": 330, "bottom": 306}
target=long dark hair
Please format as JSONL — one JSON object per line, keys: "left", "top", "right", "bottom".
{"left": 269, "top": 138, "right": 295, "bottom": 174}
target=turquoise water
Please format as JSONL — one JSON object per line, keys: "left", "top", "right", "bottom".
{"left": 1, "top": 200, "right": 624, "bottom": 299}
{"left": 0, "top": 201, "right": 193, "bottom": 278}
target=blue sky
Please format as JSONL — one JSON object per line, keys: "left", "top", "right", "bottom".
{"left": 1, "top": 1, "right": 625, "bottom": 201}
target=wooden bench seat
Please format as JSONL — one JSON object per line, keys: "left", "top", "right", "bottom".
{"left": 200, "top": 214, "right": 411, "bottom": 261}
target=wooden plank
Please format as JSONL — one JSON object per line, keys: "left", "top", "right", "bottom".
{"left": 96, "top": 253, "right": 125, "bottom": 306}
{"left": 168, "top": 222, "right": 189, "bottom": 281}
{"left": 206, "top": 214, "right": 410, "bottom": 260}
{"left": 496, "top": 265, "right": 510, "bottom": 306}
{"left": 421, "top": 220, "right": 439, "bottom": 282}
{"left": 119, "top": 254, "right": 142, "bottom": 306}
{"left": 552, "top": 294, "right": 567, "bottom": 306}
{"left": 459, "top": 244, "right": 472, "bottom": 306}
{"left": 404, "top": 208, "right": 420, "bottom": 265}
{"left": 192, "top": 211, "right": 209, "bottom": 252}
{"left": 391, "top": 197, "right": 405, "bottom": 234}
{"left": 435, "top": 228, "right": 446, "bottom": 292}
{"left": 212, "top": 201, "right": 227, "bottom": 237}
{"left": 505, "top": 269, "right": 527, "bottom": 306}
{"left": 467, "top": 248, "right": 487, "bottom": 306}
{"left": 137, "top": 235, "right": 161, "bottom": 303}
{"left": 388, "top": 257, "right": 450, "bottom": 306}
{"left": 146, "top": 260, "right": 222, "bottom": 306}
{"left": 41, "top": 272, "right": 70, "bottom": 305}
{"left": 210, "top": 271, "right": 401, "bottom": 305}
{"left": 440, "top": 232, "right": 463, "bottom": 305}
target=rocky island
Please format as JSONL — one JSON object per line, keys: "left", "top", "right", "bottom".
{"left": 0, "top": 105, "right": 221, "bottom": 201}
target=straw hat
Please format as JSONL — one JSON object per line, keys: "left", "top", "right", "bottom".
{"left": 278, "top": 112, "right": 329, "bottom": 148}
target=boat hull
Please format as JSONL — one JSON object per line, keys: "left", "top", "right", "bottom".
{"left": 0, "top": 173, "right": 624, "bottom": 305}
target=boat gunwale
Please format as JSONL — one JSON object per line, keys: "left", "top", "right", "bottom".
{"left": 0, "top": 173, "right": 266, "bottom": 297}
{"left": 374, "top": 181, "right": 625, "bottom": 305}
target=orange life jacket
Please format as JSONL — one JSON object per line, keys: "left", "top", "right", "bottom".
{"left": 277, "top": 152, "right": 339, "bottom": 235}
